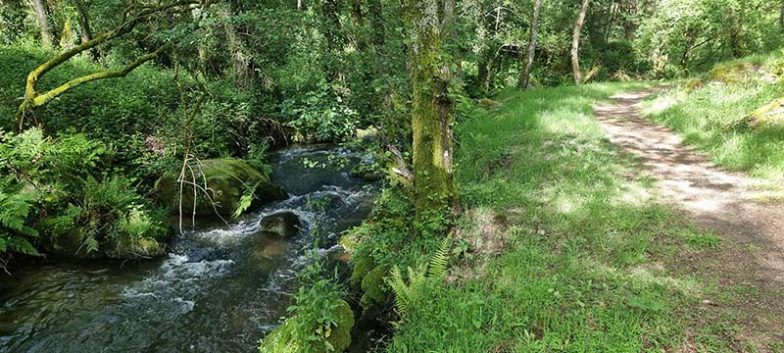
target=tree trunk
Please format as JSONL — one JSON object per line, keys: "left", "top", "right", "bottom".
{"left": 571, "top": 0, "right": 590, "bottom": 84}
{"left": 780, "top": 0, "right": 784, "bottom": 32}
{"left": 320, "top": 0, "right": 345, "bottom": 82}
{"left": 367, "top": 0, "right": 385, "bottom": 51}
{"left": 72, "top": 0, "right": 92, "bottom": 43}
{"left": 404, "top": 0, "right": 458, "bottom": 235}
{"left": 518, "top": 0, "right": 543, "bottom": 90}
{"left": 30, "top": 0, "right": 54, "bottom": 47}
{"left": 220, "top": 6, "right": 253, "bottom": 88}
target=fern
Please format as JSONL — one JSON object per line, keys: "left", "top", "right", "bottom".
{"left": 387, "top": 236, "right": 453, "bottom": 321}
{"left": 428, "top": 235, "right": 451, "bottom": 278}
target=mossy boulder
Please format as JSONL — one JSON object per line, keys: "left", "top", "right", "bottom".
{"left": 155, "top": 158, "right": 285, "bottom": 218}
{"left": 360, "top": 266, "right": 388, "bottom": 308}
{"left": 258, "top": 300, "right": 355, "bottom": 353}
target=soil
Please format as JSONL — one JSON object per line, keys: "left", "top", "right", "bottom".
{"left": 594, "top": 89, "right": 784, "bottom": 352}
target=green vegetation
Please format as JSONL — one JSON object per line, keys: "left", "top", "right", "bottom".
{"left": 2, "top": 0, "right": 784, "bottom": 351}
{"left": 356, "top": 83, "right": 774, "bottom": 352}
{"left": 642, "top": 52, "right": 784, "bottom": 182}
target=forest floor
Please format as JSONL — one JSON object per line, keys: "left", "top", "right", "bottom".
{"left": 596, "top": 89, "right": 784, "bottom": 350}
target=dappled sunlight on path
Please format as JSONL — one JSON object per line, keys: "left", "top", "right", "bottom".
{"left": 595, "top": 89, "right": 784, "bottom": 348}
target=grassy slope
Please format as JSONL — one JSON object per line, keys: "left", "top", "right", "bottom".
{"left": 386, "top": 83, "right": 773, "bottom": 353}
{"left": 641, "top": 52, "right": 784, "bottom": 183}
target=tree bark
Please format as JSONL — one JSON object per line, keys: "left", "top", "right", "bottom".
{"left": 518, "top": 0, "right": 543, "bottom": 90}
{"left": 220, "top": 6, "right": 253, "bottom": 88}
{"left": 29, "top": 0, "right": 54, "bottom": 47}
{"left": 72, "top": 0, "right": 93, "bottom": 43}
{"left": 780, "top": 0, "right": 784, "bottom": 32}
{"left": 571, "top": 0, "right": 590, "bottom": 84}
{"left": 404, "top": 0, "right": 458, "bottom": 235}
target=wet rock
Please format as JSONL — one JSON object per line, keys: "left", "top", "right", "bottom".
{"left": 155, "top": 158, "right": 286, "bottom": 218}
{"left": 259, "top": 211, "right": 302, "bottom": 238}
{"left": 252, "top": 233, "right": 288, "bottom": 259}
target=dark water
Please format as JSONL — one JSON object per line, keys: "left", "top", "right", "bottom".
{"left": 0, "top": 146, "right": 378, "bottom": 353}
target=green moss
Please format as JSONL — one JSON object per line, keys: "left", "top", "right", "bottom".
{"left": 360, "top": 265, "right": 388, "bottom": 308}
{"left": 258, "top": 300, "right": 355, "bottom": 353}
{"left": 155, "top": 158, "right": 285, "bottom": 218}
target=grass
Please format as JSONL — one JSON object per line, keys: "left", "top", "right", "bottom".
{"left": 382, "top": 83, "right": 773, "bottom": 353}
{"left": 640, "top": 51, "right": 784, "bottom": 183}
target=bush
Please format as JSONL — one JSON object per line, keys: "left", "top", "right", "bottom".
{"left": 281, "top": 80, "right": 359, "bottom": 143}
{"left": 0, "top": 128, "right": 167, "bottom": 259}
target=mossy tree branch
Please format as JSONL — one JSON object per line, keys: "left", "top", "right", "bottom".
{"left": 15, "top": 0, "right": 204, "bottom": 131}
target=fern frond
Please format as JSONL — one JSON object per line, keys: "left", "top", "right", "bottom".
{"left": 428, "top": 236, "right": 451, "bottom": 278}
{"left": 386, "top": 266, "right": 411, "bottom": 318}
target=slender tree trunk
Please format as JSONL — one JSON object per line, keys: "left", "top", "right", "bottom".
{"left": 30, "top": 0, "right": 54, "bottom": 47}
{"left": 368, "top": 0, "right": 385, "bottom": 51}
{"left": 404, "top": 0, "right": 458, "bottom": 235}
{"left": 780, "top": 0, "right": 784, "bottom": 32}
{"left": 571, "top": 0, "right": 590, "bottom": 84}
{"left": 518, "top": 0, "right": 543, "bottom": 90}
{"left": 72, "top": 0, "right": 100, "bottom": 60}
{"left": 72, "top": 0, "right": 92, "bottom": 43}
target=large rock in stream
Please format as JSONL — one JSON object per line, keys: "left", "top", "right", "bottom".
{"left": 259, "top": 211, "right": 302, "bottom": 238}
{"left": 155, "top": 158, "right": 286, "bottom": 218}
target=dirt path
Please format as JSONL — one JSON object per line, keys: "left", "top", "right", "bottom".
{"left": 594, "top": 90, "right": 784, "bottom": 350}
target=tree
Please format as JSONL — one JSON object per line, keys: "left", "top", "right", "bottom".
{"left": 518, "top": 0, "right": 544, "bottom": 89}
{"left": 404, "top": 0, "right": 459, "bottom": 235}
{"left": 571, "top": 0, "right": 590, "bottom": 84}
{"left": 15, "top": 1, "right": 206, "bottom": 131}
{"left": 29, "top": 0, "right": 55, "bottom": 47}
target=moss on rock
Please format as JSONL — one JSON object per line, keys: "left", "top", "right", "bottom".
{"left": 155, "top": 158, "right": 285, "bottom": 218}
{"left": 360, "top": 266, "right": 388, "bottom": 308}
{"left": 258, "top": 299, "right": 355, "bottom": 353}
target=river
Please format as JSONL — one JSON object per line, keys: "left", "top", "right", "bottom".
{"left": 0, "top": 145, "right": 378, "bottom": 353}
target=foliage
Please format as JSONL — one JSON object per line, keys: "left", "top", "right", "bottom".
{"left": 0, "top": 128, "right": 166, "bottom": 258}
{"left": 282, "top": 80, "right": 359, "bottom": 143}
{"left": 0, "top": 176, "right": 40, "bottom": 257}
{"left": 363, "top": 83, "right": 768, "bottom": 352}
{"left": 259, "top": 258, "right": 354, "bottom": 353}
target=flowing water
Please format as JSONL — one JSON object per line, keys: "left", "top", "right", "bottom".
{"left": 0, "top": 146, "right": 378, "bottom": 353}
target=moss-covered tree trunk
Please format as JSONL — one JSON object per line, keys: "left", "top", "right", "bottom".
{"left": 404, "top": 0, "right": 458, "bottom": 235}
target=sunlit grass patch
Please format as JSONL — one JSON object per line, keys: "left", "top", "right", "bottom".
{"left": 387, "top": 82, "right": 751, "bottom": 352}
{"left": 641, "top": 53, "right": 784, "bottom": 184}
